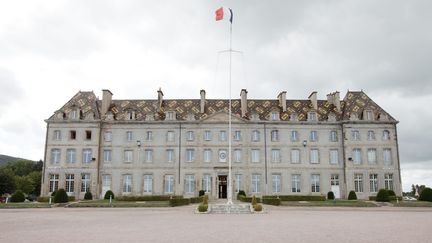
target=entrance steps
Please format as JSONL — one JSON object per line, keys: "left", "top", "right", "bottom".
{"left": 209, "top": 203, "right": 252, "bottom": 214}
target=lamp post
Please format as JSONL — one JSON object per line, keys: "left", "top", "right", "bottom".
{"left": 302, "top": 140, "right": 307, "bottom": 147}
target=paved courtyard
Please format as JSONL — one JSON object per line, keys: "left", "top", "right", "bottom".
{"left": 1, "top": 205, "right": 431, "bottom": 243}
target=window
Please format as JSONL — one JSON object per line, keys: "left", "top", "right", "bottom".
{"left": 310, "top": 149, "right": 319, "bottom": 164}
{"left": 102, "top": 175, "right": 111, "bottom": 190}
{"left": 186, "top": 131, "right": 194, "bottom": 141}
{"left": 103, "top": 149, "right": 112, "bottom": 163}
{"left": 292, "top": 174, "right": 301, "bottom": 193}
{"left": 204, "top": 130, "right": 212, "bottom": 141}
{"left": 126, "top": 131, "right": 133, "bottom": 141}
{"left": 367, "top": 131, "right": 375, "bottom": 140}
{"left": 310, "top": 131, "right": 318, "bottom": 142}
{"left": 166, "top": 149, "right": 174, "bottom": 162}
{"left": 329, "top": 149, "right": 339, "bottom": 164}
{"left": 127, "top": 111, "right": 135, "bottom": 120}
{"left": 66, "top": 149, "right": 76, "bottom": 163}
{"left": 291, "top": 131, "right": 299, "bottom": 142}
{"left": 352, "top": 148, "right": 362, "bottom": 164}
{"left": 308, "top": 112, "right": 317, "bottom": 121}
{"left": 123, "top": 174, "right": 132, "bottom": 193}
{"left": 167, "top": 131, "right": 175, "bottom": 142}
{"left": 50, "top": 149, "right": 61, "bottom": 164}
{"left": 146, "top": 131, "right": 153, "bottom": 141}
{"left": 235, "top": 174, "right": 242, "bottom": 192}
{"left": 234, "top": 131, "right": 241, "bottom": 141}
{"left": 234, "top": 149, "right": 241, "bottom": 163}
{"left": 219, "top": 131, "right": 227, "bottom": 141}
{"left": 70, "top": 109, "right": 78, "bottom": 119}
{"left": 70, "top": 130, "right": 76, "bottom": 140}
{"left": 271, "top": 111, "right": 279, "bottom": 121}
{"left": 203, "top": 149, "right": 212, "bottom": 162}
{"left": 185, "top": 175, "right": 195, "bottom": 193}
{"left": 251, "top": 149, "right": 260, "bottom": 163}
{"left": 104, "top": 131, "right": 112, "bottom": 142}
{"left": 311, "top": 174, "right": 320, "bottom": 192}
{"left": 203, "top": 174, "right": 211, "bottom": 193}
{"left": 143, "top": 175, "right": 153, "bottom": 193}
{"left": 385, "top": 174, "right": 394, "bottom": 190}
{"left": 219, "top": 150, "right": 227, "bottom": 162}
{"left": 81, "top": 174, "right": 90, "bottom": 192}
{"left": 271, "top": 130, "right": 279, "bottom": 142}
{"left": 272, "top": 174, "right": 281, "bottom": 193}
{"left": 124, "top": 150, "right": 133, "bottom": 163}
{"left": 382, "top": 130, "right": 390, "bottom": 140}
{"left": 369, "top": 174, "right": 378, "bottom": 193}
{"left": 166, "top": 111, "right": 175, "bottom": 120}
{"left": 352, "top": 130, "right": 360, "bottom": 140}
{"left": 251, "top": 130, "right": 260, "bottom": 142}
{"left": 85, "top": 130, "right": 92, "bottom": 140}
{"left": 83, "top": 149, "right": 92, "bottom": 163}
{"left": 354, "top": 174, "right": 363, "bottom": 192}
{"left": 65, "top": 174, "right": 75, "bottom": 193}
{"left": 164, "top": 175, "right": 174, "bottom": 193}
{"left": 54, "top": 130, "right": 61, "bottom": 140}
{"left": 49, "top": 174, "right": 59, "bottom": 192}
{"left": 145, "top": 149, "right": 153, "bottom": 163}
{"left": 330, "top": 174, "right": 339, "bottom": 186}
{"left": 271, "top": 149, "right": 281, "bottom": 163}
{"left": 291, "top": 149, "right": 300, "bottom": 164}
{"left": 186, "top": 149, "right": 195, "bottom": 162}
{"left": 365, "top": 110, "right": 374, "bottom": 120}
{"left": 383, "top": 148, "right": 392, "bottom": 165}
{"left": 367, "top": 149, "right": 377, "bottom": 164}
{"left": 330, "top": 131, "right": 338, "bottom": 142}
{"left": 252, "top": 174, "right": 261, "bottom": 193}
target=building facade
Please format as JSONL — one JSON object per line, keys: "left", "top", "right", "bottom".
{"left": 41, "top": 89, "right": 402, "bottom": 200}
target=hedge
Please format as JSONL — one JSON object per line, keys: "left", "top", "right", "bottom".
{"left": 117, "top": 195, "right": 183, "bottom": 201}
{"left": 262, "top": 195, "right": 325, "bottom": 201}
{"left": 239, "top": 195, "right": 261, "bottom": 203}
{"left": 262, "top": 197, "right": 281, "bottom": 206}
{"left": 190, "top": 196, "right": 204, "bottom": 204}
{"left": 169, "top": 198, "right": 190, "bottom": 207}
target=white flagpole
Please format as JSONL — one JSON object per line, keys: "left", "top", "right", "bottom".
{"left": 227, "top": 10, "right": 233, "bottom": 205}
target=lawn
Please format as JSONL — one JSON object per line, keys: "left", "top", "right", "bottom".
{"left": 0, "top": 202, "right": 51, "bottom": 208}
{"left": 393, "top": 201, "right": 432, "bottom": 207}
{"left": 280, "top": 200, "right": 377, "bottom": 207}
{"left": 67, "top": 199, "right": 170, "bottom": 208}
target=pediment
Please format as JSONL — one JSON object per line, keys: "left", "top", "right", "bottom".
{"left": 201, "top": 111, "right": 246, "bottom": 123}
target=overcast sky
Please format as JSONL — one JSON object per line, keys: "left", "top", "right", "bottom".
{"left": 0, "top": 0, "right": 431, "bottom": 191}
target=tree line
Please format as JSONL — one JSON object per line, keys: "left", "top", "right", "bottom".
{"left": 0, "top": 160, "right": 42, "bottom": 198}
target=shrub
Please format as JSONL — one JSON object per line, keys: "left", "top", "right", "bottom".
{"left": 376, "top": 189, "right": 390, "bottom": 202}
{"left": 10, "top": 190, "right": 25, "bottom": 202}
{"left": 104, "top": 190, "right": 115, "bottom": 200}
{"left": 169, "top": 198, "right": 190, "bottom": 207}
{"left": 253, "top": 204, "right": 263, "bottom": 212}
{"left": 203, "top": 195, "right": 209, "bottom": 205}
{"left": 237, "top": 190, "right": 246, "bottom": 199}
{"left": 327, "top": 191, "right": 335, "bottom": 200}
{"left": 262, "top": 195, "right": 325, "bottom": 201}
{"left": 53, "top": 188, "right": 69, "bottom": 203}
{"left": 68, "top": 196, "right": 75, "bottom": 202}
{"left": 199, "top": 190, "right": 205, "bottom": 197}
{"left": 387, "top": 190, "right": 396, "bottom": 197}
{"left": 262, "top": 197, "right": 281, "bottom": 206}
{"left": 198, "top": 204, "right": 208, "bottom": 212}
{"left": 84, "top": 191, "right": 93, "bottom": 200}
{"left": 419, "top": 187, "right": 432, "bottom": 202}
{"left": 251, "top": 195, "right": 257, "bottom": 205}
{"left": 348, "top": 191, "right": 357, "bottom": 200}
{"left": 51, "top": 190, "right": 57, "bottom": 197}
{"left": 239, "top": 195, "right": 261, "bottom": 203}
{"left": 117, "top": 195, "right": 183, "bottom": 201}
{"left": 190, "top": 197, "right": 203, "bottom": 204}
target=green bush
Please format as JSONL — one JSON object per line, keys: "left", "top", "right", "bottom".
{"left": 169, "top": 198, "right": 190, "bottom": 207}
{"left": 68, "top": 196, "right": 75, "bottom": 202}
{"left": 203, "top": 195, "right": 209, "bottom": 205}
{"left": 104, "top": 190, "right": 115, "bottom": 200}
{"left": 10, "top": 190, "right": 25, "bottom": 202}
{"left": 262, "top": 197, "right": 281, "bottom": 206}
{"left": 251, "top": 195, "right": 257, "bottom": 205}
{"left": 253, "top": 204, "right": 263, "bottom": 212}
{"left": 198, "top": 204, "right": 208, "bottom": 212}
{"left": 84, "top": 191, "right": 93, "bottom": 200}
{"left": 375, "top": 189, "right": 390, "bottom": 202}
{"left": 237, "top": 190, "right": 246, "bottom": 199}
{"left": 239, "top": 195, "right": 261, "bottom": 203}
{"left": 51, "top": 190, "right": 57, "bottom": 197}
{"left": 419, "top": 188, "right": 432, "bottom": 202}
{"left": 54, "top": 188, "right": 69, "bottom": 203}
{"left": 348, "top": 191, "right": 357, "bottom": 200}
{"left": 387, "top": 190, "right": 396, "bottom": 197}
{"left": 190, "top": 196, "right": 203, "bottom": 204}
{"left": 369, "top": 196, "right": 377, "bottom": 201}
{"left": 262, "top": 195, "right": 325, "bottom": 201}
{"left": 199, "top": 190, "right": 205, "bottom": 197}
{"left": 117, "top": 195, "right": 183, "bottom": 201}
{"left": 327, "top": 191, "right": 335, "bottom": 200}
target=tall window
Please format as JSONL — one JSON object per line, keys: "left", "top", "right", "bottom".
{"left": 104, "top": 131, "right": 112, "bottom": 142}
{"left": 271, "top": 130, "right": 279, "bottom": 142}
{"left": 81, "top": 174, "right": 90, "bottom": 192}
{"left": 186, "top": 131, "right": 194, "bottom": 141}
{"left": 291, "top": 149, "right": 300, "bottom": 164}
{"left": 234, "top": 149, "right": 242, "bottom": 163}
{"left": 311, "top": 174, "right": 320, "bottom": 192}
{"left": 143, "top": 175, "right": 153, "bottom": 193}
{"left": 251, "top": 149, "right": 260, "bottom": 163}
{"left": 185, "top": 175, "right": 195, "bottom": 193}
{"left": 219, "top": 131, "right": 227, "bottom": 141}
{"left": 203, "top": 174, "right": 211, "bottom": 193}
{"left": 330, "top": 130, "right": 338, "bottom": 142}
{"left": 329, "top": 149, "right": 339, "bottom": 164}
{"left": 252, "top": 174, "right": 261, "bottom": 193}
{"left": 352, "top": 148, "right": 362, "bottom": 164}
{"left": 367, "top": 149, "right": 377, "bottom": 164}
{"left": 146, "top": 131, "right": 153, "bottom": 141}
{"left": 165, "top": 175, "right": 174, "bottom": 193}
{"left": 272, "top": 174, "right": 281, "bottom": 193}
{"left": 310, "top": 131, "right": 318, "bottom": 142}
{"left": 271, "top": 149, "right": 281, "bottom": 163}
{"left": 70, "top": 130, "right": 76, "bottom": 140}
{"left": 292, "top": 174, "right": 301, "bottom": 193}
{"left": 145, "top": 149, "right": 153, "bottom": 163}
{"left": 382, "top": 130, "right": 390, "bottom": 140}
{"left": 383, "top": 148, "right": 392, "bottom": 165}
{"left": 49, "top": 174, "right": 59, "bottom": 192}
{"left": 82, "top": 149, "right": 92, "bottom": 163}
{"left": 330, "top": 174, "right": 339, "bottom": 186}
{"left": 352, "top": 130, "right": 360, "bottom": 141}
{"left": 166, "top": 149, "right": 174, "bottom": 163}
{"left": 54, "top": 130, "right": 61, "bottom": 140}
{"left": 102, "top": 175, "right": 111, "bottom": 190}
{"left": 204, "top": 130, "right": 212, "bottom": 141}
{"left": 235, "top": 174, "right": 242, "bottom": 192}
{"left": 310, "top": 149, "right": 319, "bottom": 164}
{"left": 203, "top": 149, "right": 212, "bottom": 162}
{"left": 385, "top": 174, "right": 394, "bottom": 190}
{"left": 251, "top": 130, "right": 260, "bottom": 142}
{"left": 124, "top": 150, "right": 133, "bottom": 163}
{"left": 354, "top": 174, "right": 363, "bottom": 192}
{"left": 291, "top": 131, "right": 299, "bottom": 142}
{"left": 186, "top": 149, "right": 195, "bottom": 162}
{"left": 65, "top": 174, "right": 75, "bottom": 193}
{"left": 103, "top": 149, "right": 112, "bottom": 163}
{"left": 51, "top": 149, "right": 61, "bottom": 164}
{"left": 123, "top": 174, "right": 132, "bottom": 193}
{"left": 66, "top": 149, "right": 76, "bottom": 163}
{"left": 167, "top": 131, "right": 175, "bottom": 142}
{"left": 85, "top": 130, "right": 92, "bottom": 140}
{"left": 367, "top": 131, "right": 375, "bottom": 140}
{"left": 234, "top": 131, "right": 241, "bottom": 141}
{"left": 126, "top": 131, "right": 133, "bottom": 141}
{"left": 369, "top": 174, "right": 378, "bottom": 193}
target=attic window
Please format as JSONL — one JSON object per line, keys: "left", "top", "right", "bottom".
{"left": 250, "top": 112, "right": 260, "bottom": 121}
{"left": 365, "top": 110, "right": 374, "bottom": 121}
{"left": 308, "top": 112, "right": 317, "bottom": 121}
{"left": 289, "top": 113, "right": 298, "bottom": 121}
{"left": 166, "top": 111, "right": 176, "bottom": 121}
{"left": 270, "top": 111, "right": 279, "bottom": 121}
{"left": 127, "top": 111, "right": 136, "bottom": 120}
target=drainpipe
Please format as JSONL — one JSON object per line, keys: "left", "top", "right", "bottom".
{"left": 178, "top": 123, "right": 182, "bottom": 185}
{"left": 264, "top": 123, "right": 268, "bottom": 194}
{"left": 41, "top": 122, "right": 49, "bottom": 196}
{"left": 341, "top": 122, "right": 347, "bottom": 199}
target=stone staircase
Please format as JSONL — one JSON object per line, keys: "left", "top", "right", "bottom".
{"left": 209, "top": 203, "right": 252, "bottom": 214}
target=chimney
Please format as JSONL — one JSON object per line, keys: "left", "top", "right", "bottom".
{"left": 200, "top": 90, "right": 206, "bottom": 113}
{"left": 308, "top": 91, "right": 318, "bottom": 110}
{"left": 333, "top": 91, "right": 341, "bottom": 112}
{"left": 101, "top": 89, "right": 113, "bottom": 116}
{"left": 240, "top": 89, "right": 248, "bottom": 117}
{"left": 157, "top": 88, "right": 164, "bottom": 111}
{"left": 277, "top": 91, "right": 287, "bottom": 112}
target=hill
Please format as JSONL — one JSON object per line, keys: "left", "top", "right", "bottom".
{"left": 0, "top": 154, "right": 25, "bottom": 167}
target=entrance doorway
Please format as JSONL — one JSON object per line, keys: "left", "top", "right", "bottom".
{"left": 218, "top": 175, "right": 227, "bottom": 199}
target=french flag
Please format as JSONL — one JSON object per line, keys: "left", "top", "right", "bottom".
{"left": 215, "top": 7, "right": 233, "bottom": 23}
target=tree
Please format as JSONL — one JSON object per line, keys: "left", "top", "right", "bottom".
{"left": 14, "top": 175, "right": 34, "bottom": 195}
{"left": 411, "top": 184, "right": 416, "bottom": 196}
{"left": 27, "top": 171, "right": 42, "bottom": 196}
{"left": 7, "top": 160, "right": 36, "bottom": 176}
{"left": 0, "top": 167, "right": 15, "bottom": 195}
{"left": 419, "top": 188, "right": 432, "bottom": 202}
{"left": 348, "top": 190, "right": 357, "bottom": 200}
{"left": 10, "top": 190, "right": 25, "bottom": 202}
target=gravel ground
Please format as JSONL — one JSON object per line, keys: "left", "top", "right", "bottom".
{"left": 1, "top": 205, "right": 431, "bottom": 243}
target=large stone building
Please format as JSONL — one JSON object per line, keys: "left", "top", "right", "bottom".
{"left": 41, "top": 89, "right": 402, "bottom": 200}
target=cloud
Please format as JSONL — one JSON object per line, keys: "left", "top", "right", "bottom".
{"left": 0, "top": 68, "right": 23, "bottom": 115}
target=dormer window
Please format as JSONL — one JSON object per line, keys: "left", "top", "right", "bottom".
{"left": 308, "top": 112, "right": 317, "bottom": 121}
{"left": 165, "top": 111, "right": 176, "bottom": 121}
{"left": 127, "top": 110, "right": 136, "bottom": 120}
{"left": 55, "top": 111, "right": 66, "bottom": 120}
{"left": 364, "top": 110, "right": 374, "bottom": 121}
{"left": 69, "top": 108, "right": 80, "bottom": 120}
{"left": 106, "top": 111, "right": 114, "bottom": 121}
{"left": 289, "top": 113, "right": 298, "bottom": 122}
{"left": 145, "top": 113, "right": 154, "bottom": 121}
{"left": 327, "top": 112, "right": 336, "bottom": 122}
{"left": 349, "top": 113, "right": 359, "bottom": 121}
{"left": 186, "top": 113, "right": 195, "bottom": 121}
{"left": 85, "top": 112, "right": 95, "bottom": 121}
{"left": 270, "top": 111, "right": 279, "bottom": 121}
{"left": 250, "top": 112, "right": 260, "bottom": 121}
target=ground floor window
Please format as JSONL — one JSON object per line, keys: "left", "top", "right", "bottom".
{"left": 65, "top": 174, "right": 74, "bottom": 193}
{"left": 144, "top": 175, "right": 153, "bottom": 193}
{"left": 272, "top": 174, "right": 281, "bottom": 193}
{"left": 235, "top": 174, "right": 242, "bottom": 192}
{"left": 185, "top": 175, "right": 195, "bottom": 193}
{"left": 123, "top": 174, "right": 132, "bottom": 193}
{"left": 102, "top": 174, "right": 111, "bottom": 188}
{"left": 165, "top": 175, "right": 174, "bottom": 193}
{"left": 330, "top": 174, "right": 339, "bottom": 186}
{"left": 203, "top": 174, "right": 211, "bottom": 193}
{"left": 385, "top": 174, "right": 394, "bottom": 191}
{"left": 292, "top": 174, "right": 301, "bottom": 193}
{"left": 252, "top": 174, "right": 261, "bottom": 193}
{"left": 49, "top": 174, "right": 59, "bottom": 192}
{"left": 354, "top": 174, "right": 363, "bottom": 193}
{"left": 369, "top": 174, "right": 378, "bottom": 192}
{"left": 81, "top": 174, "right": 91, "bottom": 193}
{"left": 311, "top": 174, "right": 320, "bottom": 192}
